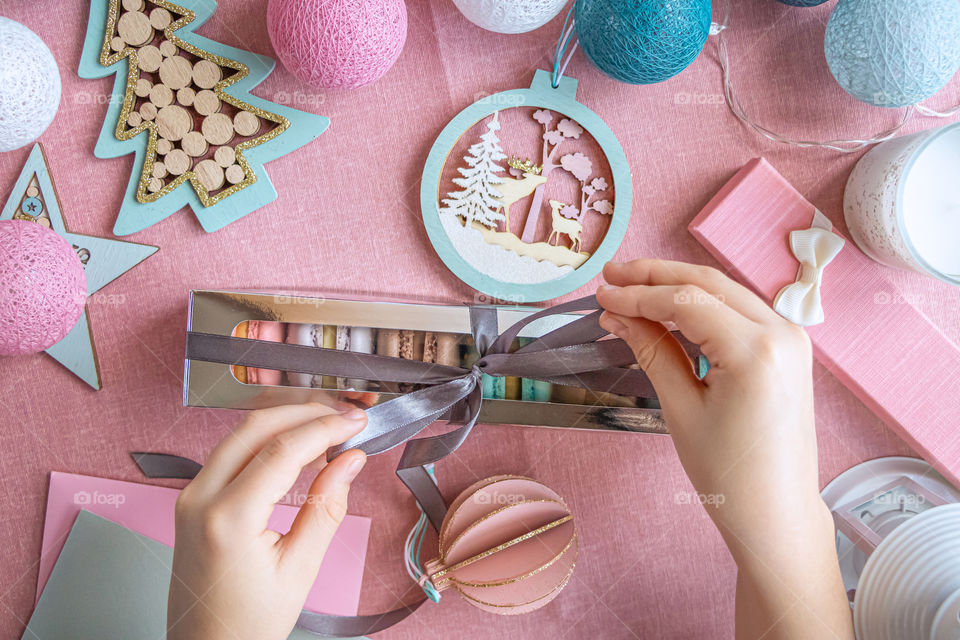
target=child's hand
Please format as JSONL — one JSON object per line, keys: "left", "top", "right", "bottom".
{"left": 167, "top": 404, "right": 368, "bottom": 640}
{"left": 597, "top": 259, "right": 820, "bottom": 544}
{"left": 597, "top": 259, "right": 853, "bottom": 640}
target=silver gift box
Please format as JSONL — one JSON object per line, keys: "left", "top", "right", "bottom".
{"left": 184, "top": 290, "right": 668, "bottom": 434}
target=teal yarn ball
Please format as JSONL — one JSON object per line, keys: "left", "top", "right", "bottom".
{"left": 825, "top": 0, "right": 960, "bottom": 108}
{"left": 575, "top": 0, "right": 712, "bottom": 85}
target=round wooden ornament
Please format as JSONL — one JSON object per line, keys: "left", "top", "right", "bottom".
{"left": 193, "top": 89, "right": 220, "bottom": 116}
{"left": 149, "top": 7, "right": 172, "bottom": 31}
{"left": 134, "top": 78, "right": 152, "bottom": 97}
{"left": 117, "top": 10, "right": 152, "bottom": 47}
{"left": 159, "top": 40, "right": 178, "bottom": 58}
{"left": 137, "top": 45, "right": 162, "bottom": 73}
{"left": 156, "top": 104, "right": 191, "bottom": 140}
{"left": 176, "top": 86, "right": 195, "bottom": 107}
{"left": 138, "top": 101, "right": 157, "bottom": 121}
{"left": 181, "top": 131, "right": 208, "bottom": 157}
{"left": 194, "top": 159, "right": 225, "bottom": 191}
{"left": 421, "top": 70, "right": 632, "bottom": 303}
{"left": 158, "top": 55, "right": 192, "bottom": 90}
{"left": 423, "top": 475, "right": 578, "bottom": 614}
{"left": 149, "top": 83, "right": 173, "bottom": 108}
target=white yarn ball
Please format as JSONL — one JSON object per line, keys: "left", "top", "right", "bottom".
{"left": 0, "top": 18, "right": 60, "bottom": 152}
{"left": 451, "top": 0, "right": 569, "bottom": 34}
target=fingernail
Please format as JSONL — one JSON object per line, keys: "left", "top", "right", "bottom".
{"left": 597, "top": 284, "right": 619, "bottom": 295}
{"left": 344, "top": 454, "right": 365, "bottom": 482}
{"left": 342, "top": 407, "right": 366, "bottom": 421}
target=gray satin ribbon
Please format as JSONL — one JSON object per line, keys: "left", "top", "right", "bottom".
{"left": 154, "top": 296, "right": 696, "bottom": 636}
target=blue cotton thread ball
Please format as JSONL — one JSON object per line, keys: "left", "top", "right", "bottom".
{"left": 776, "top": 0, "right": 830, "bottom": 6}
{"left": 575, "top": 0, "right": 712, "bottom": 85}
{"left": 824, "top": 0, "right": 960, "bottom": 108}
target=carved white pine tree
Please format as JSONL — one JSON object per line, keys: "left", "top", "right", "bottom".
{"left": 440, "top": 112, "right": 506, "bottom": 228}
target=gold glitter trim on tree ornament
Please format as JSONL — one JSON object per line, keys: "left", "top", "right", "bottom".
{"left": 98, "top": 0, "right": 290, "bottom": 208}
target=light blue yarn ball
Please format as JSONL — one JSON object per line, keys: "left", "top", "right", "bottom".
{"left": 575, "top": 0, "right": 712, "bottom": 85}
{"left": 824, "top": 0, "right": 960, "bottom": 108}
{"left": 776, "top": 0, "right": 830, "bottom": 6}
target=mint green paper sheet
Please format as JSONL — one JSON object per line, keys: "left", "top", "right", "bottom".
{"left": 24, "top": 510, "right": 365, "bottom": 640}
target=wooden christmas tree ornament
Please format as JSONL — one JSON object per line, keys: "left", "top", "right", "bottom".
{"left": 424, "top": 475, "right": 578, "bottom": 614}
{"left": 79, "top": 0, "right": 329, "bottom": 234}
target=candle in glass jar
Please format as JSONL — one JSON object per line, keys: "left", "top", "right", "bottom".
{"left": 844, "top": 122, "right": 960, "bottom": 285}
{"left": 900, "top": 128, "right": 960, "bottom": 278}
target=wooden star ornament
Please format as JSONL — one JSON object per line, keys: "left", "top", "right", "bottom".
{"left": 1, "top": 143, "right": 158, "bottom": 389}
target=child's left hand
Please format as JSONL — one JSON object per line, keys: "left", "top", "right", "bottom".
{"left": 167, "top": 403, "right": 368, "bottom": 640}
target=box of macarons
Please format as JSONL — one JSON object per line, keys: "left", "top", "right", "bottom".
{"left": 183, "top": 290, "right": 708, "bottom": 434}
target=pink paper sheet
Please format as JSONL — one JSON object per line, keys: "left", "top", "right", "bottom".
{"left": 38, "top": 472, "right": 371, "bottom": 616}
{"left": 689, "top": 158, "right": 960, "bottom": 488}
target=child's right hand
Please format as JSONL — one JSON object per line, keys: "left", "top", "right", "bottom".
{"left": 597, "top": 259, "right": 822, "bottom": 549}
{"left": 597, "top": 259, "right": 853, "bottom": 640}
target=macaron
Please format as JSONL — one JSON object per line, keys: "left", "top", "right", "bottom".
{"left": 423, "top": 332, "right": 459, "bottom": 366}
{"left": 245, "top": 320, "right": 285, "bottom": 386}
{"left": 285, "top": 323, "right": 323, "bottom": 388}
{"left": 339, "top": 326, "right": 374, "bottom": 391}
{"left": 231, "top": 321, "right": 250, "bottom": 384}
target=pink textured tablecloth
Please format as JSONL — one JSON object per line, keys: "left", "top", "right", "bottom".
{"left": 1, "top": 1, "right": 958, "bottom": 638}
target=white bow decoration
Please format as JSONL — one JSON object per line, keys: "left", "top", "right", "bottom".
{"left": 773, "top": 209, "right": 845, "bottom": 327}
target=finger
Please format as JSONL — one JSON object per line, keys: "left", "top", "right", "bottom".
{"left": 604, "top": 259, "right": 779, "bottom": 324}
{"left": 217, "top": 409, "right": 368, "bottom": 530}
{"left": 278, "top": 448, "right": 366, "bottom": 582}
{"left": 301, "top": 394, "right": 378, "bottom": 471}
{"left": 340, "top": 391, "right": 379, "bottom": 408}
{"left": 600, "top": 311, "right": 703, "bottom": 396}
{"left": 596, "top": 283, "right": 758, "bottom": 368}
{"left": 191, "top": 403, "right": 341, "bottom": 496}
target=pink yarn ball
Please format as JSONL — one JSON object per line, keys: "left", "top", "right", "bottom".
{"left": 0, "top": 220, "right": 86, "bottom": 356}
{"left": 267, "top": 0, "right": 407, "bottom": 90}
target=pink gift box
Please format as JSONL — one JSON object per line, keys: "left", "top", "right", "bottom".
{"left": 689, "top": 158, "right": 960, "bottom": 488}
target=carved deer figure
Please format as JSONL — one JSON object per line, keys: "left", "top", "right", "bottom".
{"left": 547, "top": 200, "right": 583, "bottom": 253}
{"left": 493, "top": 157, "right": 547, "bottom": 234}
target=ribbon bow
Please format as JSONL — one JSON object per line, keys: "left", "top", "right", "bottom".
{"left": 170, "top": 295, "right": 697, "bottom": 636}
{"left": 773, "top": 209, "right": 845, "bottom": 327}
{"left": 183, "top": 296, "right": 689, "bottom": 525}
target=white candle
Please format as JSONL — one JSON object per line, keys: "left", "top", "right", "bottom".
{"left": 901, "top": 126, "right": 960, "bottom": 277}
{"left": 845, "top": 122, "right": 960, "bottom": 285}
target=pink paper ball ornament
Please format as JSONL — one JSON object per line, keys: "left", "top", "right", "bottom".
{"left": 0, "top": 220, "right": 86, "bottom": 356}
{"left": 266, "top": 0, "right": 408, "bottom": 90}
{"left": 424, "top": 475, "right": 578, "bottom": 614}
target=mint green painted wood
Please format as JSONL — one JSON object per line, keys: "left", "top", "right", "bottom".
{"left": 45, "top": 313, "right": 101, "bottom": 391}
{"left": 1, "top": 144, "right": 158, "bottom": 389}
{"left": 421, "top": 70, "right": 633, "bottom": 303}
{"left": 78, "top": 0, "right": 329, "bottom": 235}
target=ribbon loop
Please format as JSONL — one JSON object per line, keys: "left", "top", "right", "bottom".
{"left": 773, "top": 209, "right": 845, "bottom": 327}
{"left": 469, "top": 306, "right": 499, "bottom": 356}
